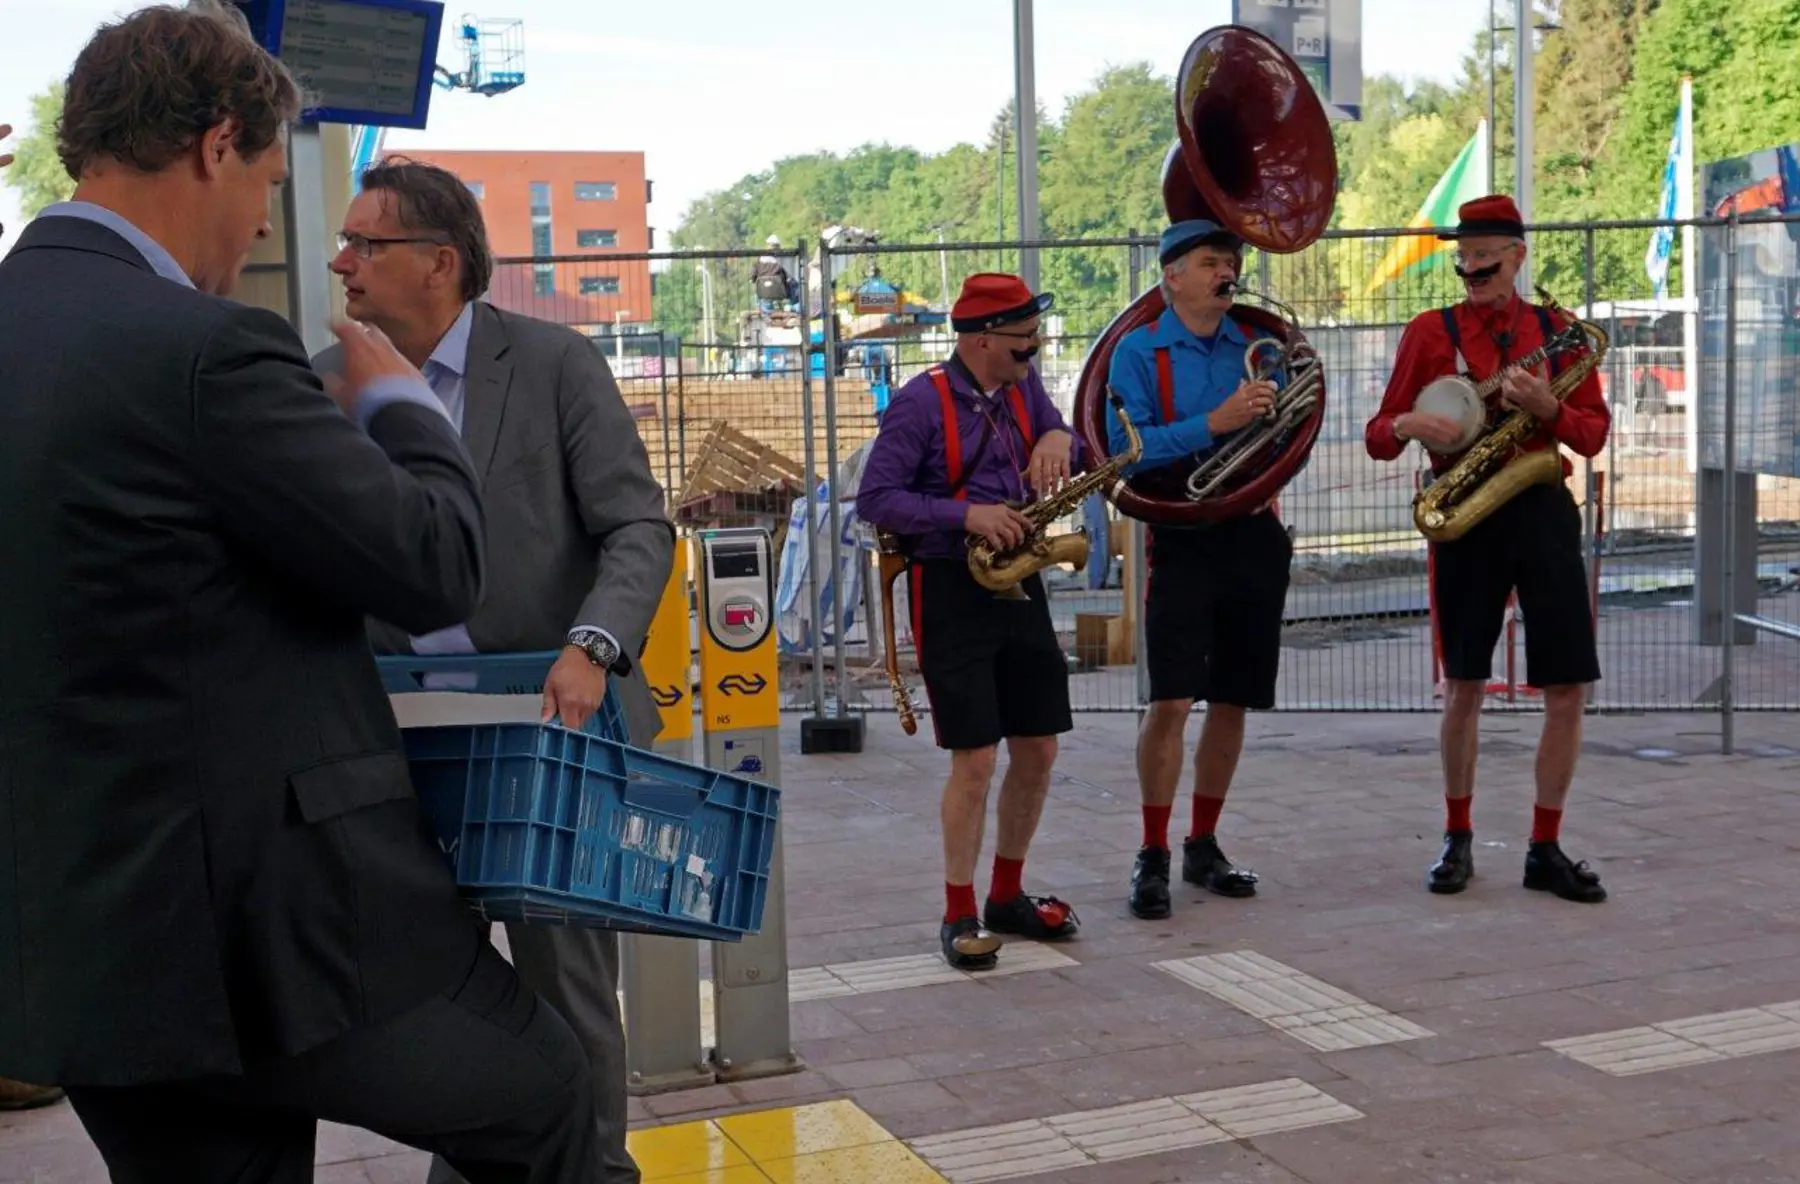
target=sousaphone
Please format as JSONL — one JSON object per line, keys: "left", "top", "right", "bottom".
{"left": 1073, "top": 24, "right": 1339, "bottom": 527}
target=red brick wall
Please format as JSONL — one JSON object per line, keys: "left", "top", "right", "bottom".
{"left": 386, "top": 149, "right": 653, "bottom": 330}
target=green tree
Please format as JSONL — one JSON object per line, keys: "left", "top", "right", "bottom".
{"left": 1596, "top": 0, "right": 1800, "bottom": 298}
{"left": 4, "top": 84, "right": 73, "bottom": 219}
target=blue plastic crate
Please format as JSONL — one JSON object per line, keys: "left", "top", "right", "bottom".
{"left": 377, "top": 651, "right": 630, "bottom": 743}
{"left": 380, "top": 653, "right": 779, "bottom": 941}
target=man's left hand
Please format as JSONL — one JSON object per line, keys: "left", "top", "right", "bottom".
{"left": 1027, "top": 429, "right": 1075, "bottom": 495}
{"left": 1500, "top": 365, "right": 1558, "bottom": 420}
{"left": 542, "top": 645, "right": 607, "bottom": 730}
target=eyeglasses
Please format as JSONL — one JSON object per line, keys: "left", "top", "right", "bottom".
{"left": 1453, "top": 245, "right": 1517, "bottom": 268}
{"left": 985, "top": 326, "right": 1042, "bottom": 342}
{"left": 335, "top": 231, "right": 447, "bottom": 259}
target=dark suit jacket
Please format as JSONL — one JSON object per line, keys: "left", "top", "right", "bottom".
{"left": 315, "top": 301, "right": 675, "bottom": 745}
{"left": 0, "top": 216, "right": 489, "bottom": 1086}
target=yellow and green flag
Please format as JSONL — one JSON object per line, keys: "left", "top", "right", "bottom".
{"left": 1363, "top": 120, "right": 1491, "bottom": 295}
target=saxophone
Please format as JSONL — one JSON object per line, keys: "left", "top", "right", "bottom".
{"left": 967, "top": 390, "right": 1144, "bottom": 598}
{"left": 875, "top": 392, "right": 1143, "bottom": 735}
{"left": 1411, "top": 289, "right": 1609, "bottom": 545}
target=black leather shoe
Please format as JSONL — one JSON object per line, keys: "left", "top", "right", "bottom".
{"left": 1428, "top": 830, "right": 1474, "bottom": 894}
{"left": 1524, "top": 840, "right": 1607, "bottom": 903}
{"left": 983, "top": 892, "right": 1080, "bottom": 941}
{"left": 1182, "top": 834, "right": 1258, "bottom": 898}
{"left": 1129, "top": 846, "right": 1172, "bottom": 919}
{"left": 940, "top": 915, "right": 1002, "bottom": 970}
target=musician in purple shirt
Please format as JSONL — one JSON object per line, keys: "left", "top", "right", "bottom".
{"left": 858, "top": 272, "right": 1086, "bottom": 971}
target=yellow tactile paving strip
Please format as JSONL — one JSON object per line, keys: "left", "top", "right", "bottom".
{"left": 628, "top": 1099, "right": 948, "bottom": 1183}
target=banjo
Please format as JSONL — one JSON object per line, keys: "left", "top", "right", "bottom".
{"left": 1412, "top": 320, "right": 1590, "bottom": 454}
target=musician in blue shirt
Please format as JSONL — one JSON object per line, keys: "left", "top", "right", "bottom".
{"left": 1104, "top": 219, "right": 1295, "bottom": 923}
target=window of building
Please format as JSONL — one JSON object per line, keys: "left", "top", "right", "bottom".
{"left": 577, "top": 229, "right": 618, "bottom": 249}
{"left": 580, "top": 276, "right": 622, "bottom": 295}
{"left": 530, "top": 181, "right": 553, "bottom": 294}
{"left": 466, "top": 180, "right": 484, "bottom": 200}
{"left": 574, "top": 182, "right": 616, "bottom": 201}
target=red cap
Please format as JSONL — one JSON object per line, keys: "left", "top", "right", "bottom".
{"left": 950, "top": 272, "right": 1054, "bottom": 333}
{"left": 1437, "top": 194, "right": 1525, "bottom": 240}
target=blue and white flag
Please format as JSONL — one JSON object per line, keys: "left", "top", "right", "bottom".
{"left": 1646, "top": 81, "right": 1692, "bottom": 298}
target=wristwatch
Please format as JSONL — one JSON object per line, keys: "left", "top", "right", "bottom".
{"left": 567, "top": 627, "right": 622, "bottom": 672}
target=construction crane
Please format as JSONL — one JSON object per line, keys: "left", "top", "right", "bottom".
{"left": 350, "top": 12, "right": 524, "bottom": 193}
{"left": 433, "top": 13, "right": 526, "bottom": 96}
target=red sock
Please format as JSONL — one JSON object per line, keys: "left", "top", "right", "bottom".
{"left": 989, "top": 855, "right": 1024, "bottom": 904}
{"left": 945, "top": 882, "right": 977, "bottom": 923}
{"left": 1188, "top": 795, "right": 1225, "bottom": 840}
{"left": 1143, "top": 805, "right": 1172, "bottom": 850}
{"left": 1531, "top": 805, "right": 1563, "bottom": 843}
{"left": 1447, "top": 795, "right": 1472, "bottom": 833}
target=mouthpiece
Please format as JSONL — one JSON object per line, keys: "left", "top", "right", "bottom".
{"left": 1214, "top": 280, "right": 1239, "bottom": 297}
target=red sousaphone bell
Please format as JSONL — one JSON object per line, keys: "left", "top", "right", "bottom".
{"left": 1075, "top": 24, "right": 1339, "bottom": 527}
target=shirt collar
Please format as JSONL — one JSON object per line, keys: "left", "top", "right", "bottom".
{"left": 426, "top": 303, "right": 475, "bottom": 377}
{"left": 38, "top": 201, "right": 195, "bottom": 289}
{"left": 1468, "top": 291, "right": 1524, "bottom": 328}
{"left": 946, "top": 352, "right": 1011, "bottom": 402}
{"left": 1152, "top": 310, "right": 1246, "bottom": 350}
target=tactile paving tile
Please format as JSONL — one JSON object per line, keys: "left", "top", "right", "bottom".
{"left": 1153, "top": 949, "right": 1434, "bottom": 1050}
{"left": 787, "top": 946, "right": 1079, "bottom": 1002}
{"left": 1547, "top": 1001, "right": 1800, "bottom": 1076}
{"left": 907, "top": 1078, "right": 1362, "bottom": 1182}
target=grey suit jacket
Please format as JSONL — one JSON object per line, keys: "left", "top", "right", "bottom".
{"left": 317, "top": 300, "right": 675, "bottom": 745}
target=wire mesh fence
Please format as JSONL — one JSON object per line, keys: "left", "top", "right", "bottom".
{"left": 487, "top": 213, "right": 1800, "bottom": 736}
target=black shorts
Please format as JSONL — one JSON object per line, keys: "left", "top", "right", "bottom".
{"left": 1431, "top": 482, "right": 1600, "bottom": 687}
{"left": 1145, "top": 510, "right": 1293, "bottom": 709}
{"left": 909, "top": 559, "right": 1073, "bottom": 751}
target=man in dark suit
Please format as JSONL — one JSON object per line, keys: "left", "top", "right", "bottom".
{"left": 315, "top": 157, "right": 675, "bottom": 1184}
{"left": 0, "top": 115, "right": 67, "bottom": 1121}
{"left": 0, "top": 8, "right": 596, "bottom": 1180}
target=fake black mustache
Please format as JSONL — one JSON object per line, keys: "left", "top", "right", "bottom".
{"left": 1010, "top": 346, "right": 1039, "bottom": 362}
{"left": 1454, "top": 261, "right": 1503, "bottom": 282}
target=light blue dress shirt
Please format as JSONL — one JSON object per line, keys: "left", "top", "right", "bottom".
{"left": 1105, "top": 311, "right": 1285, "bottom": 477}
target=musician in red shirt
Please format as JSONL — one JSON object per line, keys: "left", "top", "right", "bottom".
{"left": 1366, "top": 194, "right": 1609, "bottom": 906}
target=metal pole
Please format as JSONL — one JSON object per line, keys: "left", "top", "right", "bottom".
{"left": 820, "top": 259, "right": 850, "bottom": 717}
{"left": 937, "top": 228, "right": 951, "bottom": 308}
{"left": 797, "top": 243, "right": 826, "bottom": 718}
{"left": 657, "top": 329, "right": 674, "bottom": 500}
{"left": 1583, "top": 227, "right": 1599, "bottom": 711}
{"left": 1512, "top": 0, "right": 1534, "bottom": 295}
{"left": 282, "top": 123, "right": 333, "bottom": 356}
{"left": 1487, "top": 0, "right": 1497, "bottom": 187}
{"left": 1013, "top": 0, "right": 1040, "bottom": 293}
{"left": 675, "top": 338, "right": 688, "bottom": 491}
{"left": 1127, "top": 234, "right": 1151, "bottom": 712}
{"left": 1721, "top": 212, "right": 1739, "bottom": 755}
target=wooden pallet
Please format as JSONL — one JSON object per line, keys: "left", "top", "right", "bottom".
{"left": 680, "top": 419, "right": 810, "bottom": 499}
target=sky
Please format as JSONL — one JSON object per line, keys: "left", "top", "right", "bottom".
{"left": 0, "top": 0, "right": 1495, "bottom": 257}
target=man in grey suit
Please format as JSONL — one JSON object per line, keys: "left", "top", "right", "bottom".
{"left": 0, "top": 7, "right": 596, "bottom": 1181}
{"left": 315, "top": 157, "right": 675, "bottom": 1184}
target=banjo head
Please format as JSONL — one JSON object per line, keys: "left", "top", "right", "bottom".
{"left": 1413, "top": 375, "right": 1485, "bottom": 454}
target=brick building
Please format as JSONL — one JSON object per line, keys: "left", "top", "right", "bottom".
{"left": 383, "top": 149, "right": 653, "bottom": 334}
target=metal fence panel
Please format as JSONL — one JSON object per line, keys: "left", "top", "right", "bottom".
{"left": 486, "top": 214, "right": 1800, "bottom": 735}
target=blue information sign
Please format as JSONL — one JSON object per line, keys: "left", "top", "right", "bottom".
{"left": 1230, "top": 0, "right": 1362, "bottom": 122}
{"left": 233, "top": 0, "right": 444, "bottom": 130}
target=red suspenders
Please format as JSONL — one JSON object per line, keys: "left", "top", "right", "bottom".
{"left": 1152, "top": 316, "right": 1177, "bottom": 425}
{"left": 925, "top": 367, "right": 1035, "bottom": 500}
